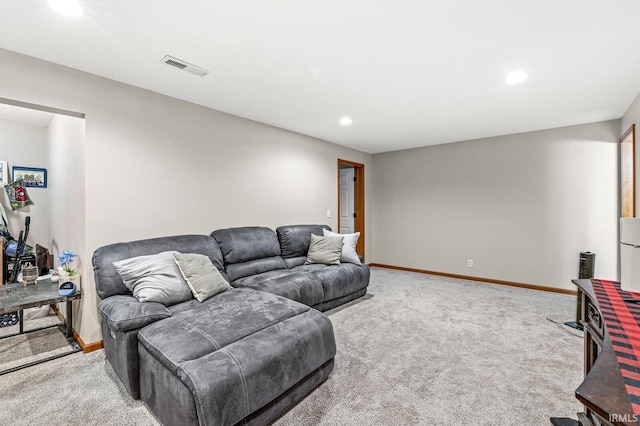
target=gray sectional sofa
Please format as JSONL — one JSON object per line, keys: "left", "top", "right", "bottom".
{"left": 92, "top": 224, "right": 369, "bottom": 426}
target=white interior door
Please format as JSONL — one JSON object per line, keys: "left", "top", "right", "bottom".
{"left": 339, "top": 167, "right": 355, "bottom": 234}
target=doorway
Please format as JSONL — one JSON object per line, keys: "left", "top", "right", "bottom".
{"left": 337, "top": 159, "right": 364, "bottom": 257}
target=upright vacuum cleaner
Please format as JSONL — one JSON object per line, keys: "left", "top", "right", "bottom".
{"left": 9, "top": 216, "right": 30, "bottom": 283}
{"left": 0, "top": 216, "right": 31, "bottom": 328}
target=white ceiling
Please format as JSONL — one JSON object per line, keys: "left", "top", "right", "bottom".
{"left": 1, "top": 0, "right": 640, "bottom": 153}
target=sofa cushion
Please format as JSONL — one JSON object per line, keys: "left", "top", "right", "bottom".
{"left": 138, "top": 288, "right": 317, "bottom": 372}
{"left": 283, "top": 256, "right": 306, "bottom": 269}
{"left": 137, "top": 288, "right": 336, "bottom": 426}
{"left": 173, "top": 253, "right": 232, "bottom": 302}
{"left": 212, "top": 227, "right": 281, "bottom": 264}
{"left": 113, "top": 251, "right": 193, "bottom": 305}
{"left": 225, "top": 256, "right": 288, "bottom": 282}
{"left": 166, "top": 293, "right": 222, "bottom": 315}
{"left": 99, "top": 295, "right": 171, "bottom": 332}
{"left": 287, "top": 263, "right": 327, "bottom": 273}
{"left": 232, "top": 270, "right": 324, "bottom": 306}
{"left": 93, "top": 234, "right": 226, "bottom": 299}
{"left": 212, "top": 227, "right": 287, "bottom": 281}
{"left": 314, "top": 288, "right": 368, "bottom": 312}
{"left": 276, "top": 224, "right": 331, "bottom": 258}
{"left": 293, "top": 263, "right": 370, "bottom": 302}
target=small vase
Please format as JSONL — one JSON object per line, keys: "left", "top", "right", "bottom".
{"left": 58, "top": 267, "right": 80, "bottom": 285}
{"left": 64, "top": 275, "right": 80, "bottom": 285}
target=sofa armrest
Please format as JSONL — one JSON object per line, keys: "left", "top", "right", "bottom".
{"left": 99, "top": 295, "right": 171, "bottom": 332}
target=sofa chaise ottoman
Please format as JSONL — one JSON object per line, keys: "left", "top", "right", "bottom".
{"left": 137, "top": 288, "right": 335, "bottom": 425}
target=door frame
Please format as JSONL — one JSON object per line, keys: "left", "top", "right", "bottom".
{"left": 337, "top": 159, "right": 365, "bottom": 258}
{"left": 621, "top": 124, "right": 636, "bottom": 218}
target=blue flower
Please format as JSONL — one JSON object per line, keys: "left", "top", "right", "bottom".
{"left": 58, "top": 250, "right": 78, "bottom": 268}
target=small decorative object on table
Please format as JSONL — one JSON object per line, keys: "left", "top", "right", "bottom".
{"left": 20, "top": 262, "right": 38, "bottom": 286}
{"left": 58, "top": 250, "right": 79, "bottom": 285}
{"left": 58, "top": 281, "right": 77, "bottom": 296}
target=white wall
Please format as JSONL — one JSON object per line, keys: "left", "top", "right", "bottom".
{"left": 46, "top": 114, "right": 86, "bottom": 262}
{"left": 0, "top": 118, "right": 49, "bottom": 248}
{"left": 0, "top": 48, "right": 372, "bottom": 344}
{"left": 46, "top": 114, "right": 86, "bottom": 319}
{"left": 371, "top": 121, "right": 619, "bottom": 291}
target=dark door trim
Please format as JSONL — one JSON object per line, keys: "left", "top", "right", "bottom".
{"left": 337, "top": 159, "right": 365, "bottom": 258}
{"left": 621, "top": 124, "right": 636, "bottom": 218}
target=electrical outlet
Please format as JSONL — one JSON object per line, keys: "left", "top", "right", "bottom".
{"left": 326, "top": 209, "right": 331, "bottom": 218}
{"left": 467, "top": 259, "right": 473, "bottom": 268}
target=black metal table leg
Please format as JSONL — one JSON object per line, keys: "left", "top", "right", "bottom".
{"left": 66, "top": 300, "right": 72, "bottom": 338}
{"left": 18, "top": 309, "right": 23, "bottom": 334}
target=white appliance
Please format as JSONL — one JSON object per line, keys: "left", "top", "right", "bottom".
{"left": 620, "top": 218, "right": 640, "bottom": 293}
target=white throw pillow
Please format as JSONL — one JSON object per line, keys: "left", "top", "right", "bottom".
{"left": 323, "top": 229, "right": 361, "bottom": 265}
{"left": 113, "top": 251, "right": 192, "bottom": 305}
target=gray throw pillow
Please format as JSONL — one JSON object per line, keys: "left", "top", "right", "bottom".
{"left": 173, "top": 252, "right": 232, "bottom": 302}
{"left": 113, "top": 251, "right": 192, "bottom": 305}
{"left": 305, "top": 234, "right": 343, "bottom": 265}
{"left": 323, "top": 229, "right": 362, "bottom": 265}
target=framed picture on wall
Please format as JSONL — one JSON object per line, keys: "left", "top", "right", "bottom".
{"left": 0, "top": 161, "right": 7, "bottom": 186}
{"left": 12, "top": 166, "right": 47, "bottom": 188}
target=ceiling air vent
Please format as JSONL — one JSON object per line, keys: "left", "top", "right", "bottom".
{"left": 160, "top": 55, "right": 209, "bottom": 77}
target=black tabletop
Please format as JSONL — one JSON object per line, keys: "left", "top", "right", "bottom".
{"left": 0, "top": 279, "right": 81, "bottom": 314}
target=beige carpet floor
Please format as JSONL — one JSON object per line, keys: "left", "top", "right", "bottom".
{"left": 0, "top": 268, "right": 583, "bottom": 425}
{"left": 0, "top": 311, "right": 79, "bottom": 374}
{"left": 276, "top": 268, "right": 583, "bottom": 425}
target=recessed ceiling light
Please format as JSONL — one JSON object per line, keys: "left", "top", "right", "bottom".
{"left": 48, "top": 0, "right": 83, "bottom": 16}
{"left": 505, "top": 70, "right": 527, "bottom": 85}
{"left": 339, "top": 117, "right": 354, "bottom": 126}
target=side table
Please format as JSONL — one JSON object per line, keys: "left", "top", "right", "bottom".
{"left": 0, "top": 278, "right": 82, "bottom": 375}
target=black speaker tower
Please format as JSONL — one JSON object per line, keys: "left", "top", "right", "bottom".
{"left": 579, "top": 252, "right": 595, "bottom": 280}
{"left": 565, "top": 252, "right": 595, "bottom": 331}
